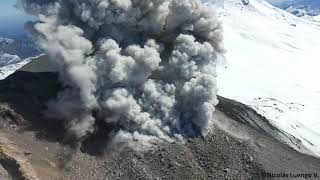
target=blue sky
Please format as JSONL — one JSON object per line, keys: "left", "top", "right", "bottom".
{"left": 0, "top": 0, "right": 35, "bottom": 21}
{"left": 265, "top": 0, "right": 293, "bottom": 5}
{"left": 0, "top": 0, "right": 35, "bottom": 36}
{"left": 0, "top": 0, "right": 24, "bottom": 17}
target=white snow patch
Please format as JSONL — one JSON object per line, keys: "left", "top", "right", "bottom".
{"left": 207, "top": 0, "right": 320, "bottom": 157}
{"left": 0, "top": 55, "right": 41, "bottom": 80}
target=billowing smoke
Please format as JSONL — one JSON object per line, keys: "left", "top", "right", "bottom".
{"left": 18, "top": 0, "right": 224, "bottom": 149}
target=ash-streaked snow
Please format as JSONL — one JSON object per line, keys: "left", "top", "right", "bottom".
{"left": 206, "top": 0, "right": 320, "bottom": 156}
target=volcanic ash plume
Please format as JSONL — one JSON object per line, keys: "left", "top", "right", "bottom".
{"left": 19, "top": 0, "right": 224, "bottom": 149}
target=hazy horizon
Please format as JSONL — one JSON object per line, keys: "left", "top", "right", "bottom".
{"left": 0, "top": 0, "right": 35, "bottom": 37}
{"left": 0, "top": 0, "right": 312, "bottom": 37}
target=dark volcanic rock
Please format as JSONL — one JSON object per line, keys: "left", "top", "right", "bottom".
{"left": 0, "top": 56, "right": 319, "bottom": 179}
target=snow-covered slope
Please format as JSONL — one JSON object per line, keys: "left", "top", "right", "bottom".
{"left": 0, "top": 58, "right": 33, "bottom": 80}
{"left": 0, "top": 53, "right": 20, "bottom": 67}
{"left": 285, "top": 6, "right": 320, "bottom": 17}
{"left": 0, "top": 35, "right": 41, "bottom": 59}
{"left": 207, "top": 0, "right": 320, "bottom": 156}
{"left": 0, "top": 37, "right": 14, "bottom": 44}
{"left": 0, "top": 53, "right": 37, "bottom": 79}
{"left": 0, "top": 35, "right": 42, "bottom": 79}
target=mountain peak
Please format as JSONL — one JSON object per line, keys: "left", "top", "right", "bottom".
{"left": 274, "top": 0, "right": 320, "bottom": 17}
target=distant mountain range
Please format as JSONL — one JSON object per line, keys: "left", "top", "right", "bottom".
{"left": 278, "top": 0, "right": 320, "bottom": 17}
{"left": 0, "top": 35, "right": 42, "bottom": 59}
{"left": 0, "top": 35, "right": 42, "bottom": 79}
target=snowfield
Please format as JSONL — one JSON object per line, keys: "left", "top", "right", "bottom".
{"left": 207, "top": 0, "right": 320, "bottom": 156}
{"left": 0, "top": 53, "right": 21, "bottom": 67}
{"left": 0, "top": 56, "right": 34, "bottom": 80}
{"left": 0, "top": 37, "right": 14, "bottom": 44}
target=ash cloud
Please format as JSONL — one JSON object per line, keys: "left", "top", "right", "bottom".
{"left": 18, "top": 0, "right": 224, "bottom": 150}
